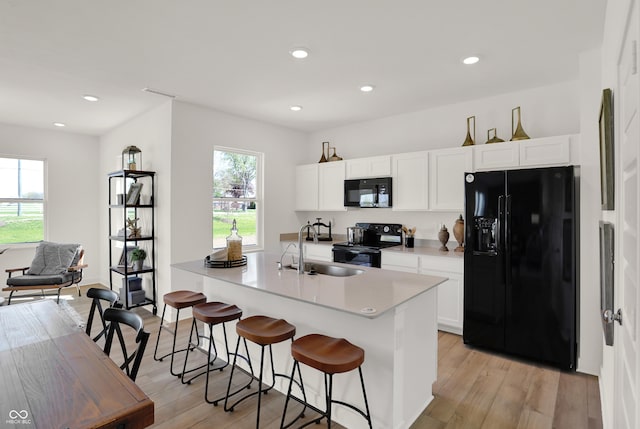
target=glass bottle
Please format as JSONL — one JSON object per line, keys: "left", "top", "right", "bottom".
{"left": 226, "top": 219, "right": 243, "bottom": 261}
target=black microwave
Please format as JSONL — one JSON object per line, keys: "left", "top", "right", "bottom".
{"left": 344, "top": 177, "right": 392, "bottom": 208}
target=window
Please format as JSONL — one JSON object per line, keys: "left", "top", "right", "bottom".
{"left": 0, "top": 157, "right": 45, "bottom": 244}
{"left": 213, "top": 148, "right": 261, "bottom": 249}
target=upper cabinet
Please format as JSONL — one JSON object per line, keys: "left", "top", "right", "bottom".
{"left": 318, "top": 161, "right": 346, "bottom": 211}
{"left": 392, "top": 151, "right": 429, "bottom": 211}
{"left": 345, "top": 155, "right": 391, "bottom": 179}
{"left": 295, "top": 162, "right": 346, "bottom": 212}
{"left": 428, "top": 147, "right": 473, "bottom": 212}
{"left": 295, "top": 164, "right": 319, "bottom": 211}
{"left": 295, "top": 134, "right": 578, "bottom": 212}
{"left": 474, "top": 135, "right": 575, "bottom": 171}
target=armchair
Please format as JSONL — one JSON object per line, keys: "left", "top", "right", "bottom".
{"left": 2, "top": 242, "right": 87, "bottom": 304}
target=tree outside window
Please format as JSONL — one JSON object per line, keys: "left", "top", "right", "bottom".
{"left": 0, "top": 157, "right": 45, "bottom": 244}
{"left": 213, "top": 148, "right": 261, "bottom": 249}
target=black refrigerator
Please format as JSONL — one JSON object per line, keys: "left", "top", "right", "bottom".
{"left": 463, "top": 166, "right": 578, "bottom": 370}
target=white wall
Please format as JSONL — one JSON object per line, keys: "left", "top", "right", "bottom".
{"left": 578, "top": 48, "right": 605, "bottom": 377}
{"left": 99, "top": 102, "right": 173, "bottom": 306}
{"left": 169, "top": 101, "right": 307, "bottom": 264}
{"left": 0, "top": 122, "right": 100, "bottom": 287}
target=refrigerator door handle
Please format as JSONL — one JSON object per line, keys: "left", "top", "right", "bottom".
{"left": 505, "top": 194, "right": 512, "bottom": 285}
{"left": 497, "top": 195, "right": 505, "bottom": 253}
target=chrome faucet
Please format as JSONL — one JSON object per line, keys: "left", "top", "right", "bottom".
{"left": 298, "top": 222, "right": 318, "bottom": 274}
{"left": 278, "top": 242, "right": 297, "bottom": 270}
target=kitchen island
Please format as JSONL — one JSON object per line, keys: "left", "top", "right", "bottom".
{"left": 172, "top": 252, "right": 446, "bottom": 429}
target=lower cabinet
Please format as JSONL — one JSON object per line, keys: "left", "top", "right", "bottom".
{"left": 382, "top": 251, "right": 464, "bottom": 334}
{"left": 304, "top": 243, "right": 333, "bottom": 262}
{"left": 419, "top": 255, "right": 464, "bottom": 335}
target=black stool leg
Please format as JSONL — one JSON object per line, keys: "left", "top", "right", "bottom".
{"left": 154, "top": 305, "right": 199, "bottom": 377}
{"left": 358, "top": 367, "right": 373, "bottom": 428}
{"left": 326, "top": 373, "right": 333, "bottom": 429}
{"left": 280, "top": 360, "right": 310, "bottom": 429}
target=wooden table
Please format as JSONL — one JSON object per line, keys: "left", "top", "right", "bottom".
{"left": 0, "top": 300, "right": 154, "bottom": 429}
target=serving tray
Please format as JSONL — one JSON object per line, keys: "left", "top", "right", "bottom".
{"left": 204, "top": 255, "right": 247, "bottom": 268}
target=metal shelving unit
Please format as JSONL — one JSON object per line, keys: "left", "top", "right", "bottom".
{"left": 107, "top": 170, "right": 157, "bottom": 314}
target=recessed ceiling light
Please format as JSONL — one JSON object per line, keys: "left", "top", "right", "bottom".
{"left": 83, "top": 94, "right": 99, "bottom": 102}
{"left": 360, "top": 84, "right": 375, "bottom": 93}
{"left": 53, "top": 122, "right": 66, "bottom": 127}
{"left": 463, "top": 56, "right": 480, "bottom": 65}
{"left": 290, "top": 48, "right": 309, "bottom": 59}
{"left": 290, "top": 105, "right": 303, "bottom": 112}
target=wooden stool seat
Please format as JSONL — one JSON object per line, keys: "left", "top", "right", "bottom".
{"left": 193, "top": 302, "right": 242, "bottom": 325}
{"left": 236, "top": 315, "right": 296, "bottom": 345}
{"left": 291, "top": 334, "right": 364, "bottom": 375}
{"left": 163, "top": 290, "right": 206, "bottom": 309}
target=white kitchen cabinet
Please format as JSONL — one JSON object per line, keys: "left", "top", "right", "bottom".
{"left": 428, "top": 147, "right": 473, "bottom": 211}
{"left": 392, "top": 151, "right": 429, "bottom": 211}
{"left": 473, "top": 143, "right": 520, "bottom": 171}
{"left": 382, "top": 250, "right": 464, "bottom": 334}
{"left": 419, "top": 255, "right": 464, "bottom": 335}
{"left": 295, "top": 161, "right": 346, "bottom": 211}
{"left": 295, "top": 164, "right": 318, "bottom": 211}
{"left": 345, "top": 155, "right": 392, "bottom": 179}
{"left": 381, "top": 251, "right": 419, "bottom": 273}
{"left": 473, "top": 135, "right": 576, "bottom": 171}
{"left": 304, "top": 243, "right": 333, "bottom": 262}
{"left": 519, "top": 135, "right": 572, "bottom": 167}
{"left": 318, "top": 161, "right": 346, "bottom": 211}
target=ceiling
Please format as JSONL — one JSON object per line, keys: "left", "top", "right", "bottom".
{"left": 0, "top": 1, "right": 605, "bottom": 136}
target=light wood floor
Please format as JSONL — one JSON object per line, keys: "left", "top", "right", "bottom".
{"left": 57, "top": 286, "right": 602, "bottom": 429}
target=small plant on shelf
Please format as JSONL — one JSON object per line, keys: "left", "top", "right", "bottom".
{"left": 131, "top": 248, "right": 147, "bottom": 271}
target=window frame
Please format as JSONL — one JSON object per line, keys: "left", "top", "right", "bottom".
{"left": 212, "top": 146, "right": 263, "bottom": 251}
{"left": 0, "top": 155, "right": 47, "bottom": 247}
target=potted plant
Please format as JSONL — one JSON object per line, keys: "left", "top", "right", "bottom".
{"left": 130, "top": 248, "right": 147, "bottom": 271}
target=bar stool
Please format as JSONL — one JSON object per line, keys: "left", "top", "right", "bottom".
{"left": 280, "top": 333, "right": 372, "bottom": 429}
{"left": 219, "top": 315, "right": 301, "bottom": 428}
{"left": 181, "top": 301, "right": 245, "bottom": 403}
{"left": 153, "top": 290, "right": 207, "bottom": 376}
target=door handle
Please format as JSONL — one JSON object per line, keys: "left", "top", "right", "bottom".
{"left": 602, "top": 308, "right": 623, "bottom": 325}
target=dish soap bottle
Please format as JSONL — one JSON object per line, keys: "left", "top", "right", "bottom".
{"left": 226, "top": 219, "right": 243, "bottom": 261}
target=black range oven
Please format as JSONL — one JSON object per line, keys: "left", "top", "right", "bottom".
{"left": 332, "top": 223, "right": 402, "bottom": 268}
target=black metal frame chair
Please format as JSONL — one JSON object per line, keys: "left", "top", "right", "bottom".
{"left": 103, "top": 308, "right": 150, "bottom": 382}
{"left": 85, "top": 287, "right": 121, "bottom": 343}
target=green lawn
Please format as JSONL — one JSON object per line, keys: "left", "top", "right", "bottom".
{"left": 0, "top": 204, "right": 44, "bottom": 244}
{"left": 213, "top": 210, "right": 257, "bottom": 246}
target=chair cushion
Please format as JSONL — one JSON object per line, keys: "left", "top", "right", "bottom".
{"left": 7, "top": 272, "right": 75, "bottom": 286}
{"left": 27, "top": 242, "right": 81, "bottom": 275}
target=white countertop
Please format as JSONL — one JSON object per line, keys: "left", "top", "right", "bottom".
{"left": 172, "top": 252, "right": 447, "bottom": 318}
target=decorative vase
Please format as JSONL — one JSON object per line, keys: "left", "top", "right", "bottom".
{"left": 405, "top": 236, "right": 414, "bottom": 248}
{"left": 319, "top": 142, "right": 329, "bottom": 163}
{"left": 461, "top": 116, "right": 476, "bottom": 147}
{"left": 510, "top": 106, "right": 530, "bottom": 141}
{"left": 453, "top": 214, "right": 465, "bottom": 252}
{"left": 485, "top": 128, "right": 505, "bottom": 144}
{"left": 328, "top": 147, "right": 343, "bottom": 161}
{"left": 133, "top": 259, "right": 144, "bottom": 271}
{"left": 438, "top": 225, "right": 450, "bottom": 251}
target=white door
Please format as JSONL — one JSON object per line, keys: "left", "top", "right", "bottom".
{"left": 615, "top": 4, "right": 639, "bottom": 428}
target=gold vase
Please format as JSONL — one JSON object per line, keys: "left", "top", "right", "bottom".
{"left": 319, "top": 142, "right": 329, "bottom": 163}
{"left": 453, "top": 214, "right": 465, "bottom": 252}
{"left": 329, "top": 147, "right": 343, "bottom": 161}
{"left": 510, "top": 106, "right": 530, "bottom": 141}
{"left": 486, "top": 128, "right": 505, "bottom": 144}
{"left": 462, "top": 116, "right": 475, "bottom": 146}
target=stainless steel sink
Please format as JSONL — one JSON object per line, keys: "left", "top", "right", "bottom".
{"left": 285, "top": 262, "right": 364, "bottom": 277}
